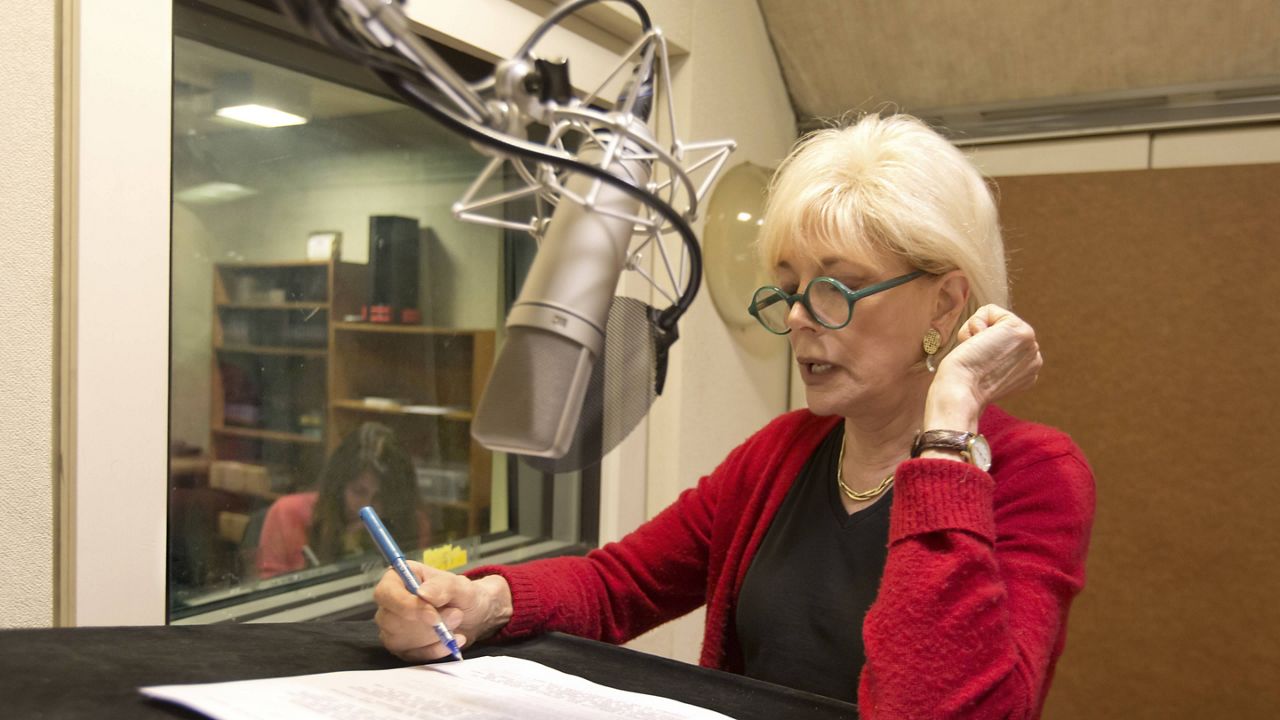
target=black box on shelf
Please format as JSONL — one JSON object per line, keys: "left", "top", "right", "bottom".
{"left": 364, "top": 215, "right": 421, "bottom": 324}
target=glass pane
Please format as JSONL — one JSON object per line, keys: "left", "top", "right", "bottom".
{"left": 168, "top": 32, "right": 591, "bottom": 622}
{"left": 809, "top": 279, "right": 851, "bottom": 328}
{"left": 751, "top": 288, "right": 790, "bottom": 333}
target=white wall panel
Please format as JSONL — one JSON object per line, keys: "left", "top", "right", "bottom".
{"left": 70, "top": 0, "right": 171, "bottom": 625}
{"left": 965, "top": 134, "right": 1150, "bottom": 177}
{"left": 1152, "top": 124, "right": 1280, "bottom": 168}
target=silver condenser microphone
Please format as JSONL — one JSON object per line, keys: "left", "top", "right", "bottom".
{"left": 471, "top": 121, "right": 653, "bottom": 459}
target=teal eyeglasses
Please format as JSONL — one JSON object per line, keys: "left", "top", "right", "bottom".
{"left": 748, "top": 270, "right": 927, "bottom": 335}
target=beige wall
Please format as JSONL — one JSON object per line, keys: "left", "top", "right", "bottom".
{"left": 0, "top": 0, "right": 57, "bottom": 627}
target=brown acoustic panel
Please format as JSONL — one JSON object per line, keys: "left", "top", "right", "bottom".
{"left": 990, "top": 164, "right": 1280, "bottom": 719}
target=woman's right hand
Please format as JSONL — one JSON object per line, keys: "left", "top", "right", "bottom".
{"left": 373, "top": 561, "right": 513, "bottom": 662}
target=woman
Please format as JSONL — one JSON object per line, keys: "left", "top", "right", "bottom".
{"left": 373, "top": 114, "right": 1095, "bottom": 717}
{"left": 257, "top": 422, "right": 430, "bottom": 578}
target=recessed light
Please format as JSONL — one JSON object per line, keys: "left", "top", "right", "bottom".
{"left": 215, "top": 104, "right": 307, "bottom": 128}
{"left": 175, "top": 181, "right": 258, "bottom": 205}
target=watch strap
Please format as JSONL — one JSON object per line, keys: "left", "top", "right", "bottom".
{"left": 911, "top": 430, "right": 976, "bottom": 459}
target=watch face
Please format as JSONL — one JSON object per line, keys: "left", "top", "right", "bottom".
{"left": 970, "top": 435, "right": 993, "bottom": 472}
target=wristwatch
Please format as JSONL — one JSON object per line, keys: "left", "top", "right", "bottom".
{"left": 911, "top": 430, "right": 993, "bottom": 472}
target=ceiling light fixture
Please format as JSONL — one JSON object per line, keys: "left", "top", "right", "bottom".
{"left": 212, "top": 71, "right": 310, "bottom": 127}
{"left": 174, "top": 181, "right": 259, "bottom": 205}
{"left": 215, "top": 103, "right": 308, "bottom": 128}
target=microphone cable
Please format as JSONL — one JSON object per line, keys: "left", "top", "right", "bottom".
{"left": 515, "top": 0, "right": 652, "bottom": 59}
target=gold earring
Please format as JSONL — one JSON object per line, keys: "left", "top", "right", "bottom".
{"left": 923, "top": 328, "right": 941, "bottom": 373}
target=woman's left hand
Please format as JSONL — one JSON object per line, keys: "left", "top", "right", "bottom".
{"left": 925, "top": 305, "right": 1043, "bottom": 429}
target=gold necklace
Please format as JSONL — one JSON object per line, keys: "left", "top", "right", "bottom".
{"left": 836, "top": 434, "right": 895, "bottom": 502}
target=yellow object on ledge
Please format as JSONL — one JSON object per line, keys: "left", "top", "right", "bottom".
{"left": 422, "top": 544, "right": 469, "bottom": 571}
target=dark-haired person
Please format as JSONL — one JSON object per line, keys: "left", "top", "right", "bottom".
{"left": 257, "top": 422, "right": 430, "bottom": 578}
{"left": 372, "top": 114, "right": 1095, "bottom": 717}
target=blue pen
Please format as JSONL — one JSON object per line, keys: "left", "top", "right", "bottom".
{"left": 360, "top": 505, "right": 464, "bottom": 661}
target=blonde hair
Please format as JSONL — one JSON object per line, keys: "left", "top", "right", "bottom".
{"left": 758, "top": 114, "right": 1008, "bottom": 341}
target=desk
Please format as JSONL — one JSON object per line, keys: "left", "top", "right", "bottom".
{"left": 0, "top": 624, "right": 858, "bottom": 719}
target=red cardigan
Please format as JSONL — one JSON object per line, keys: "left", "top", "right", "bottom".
{"left": 470, "top": 406, "right": 1095, "bottom": 717}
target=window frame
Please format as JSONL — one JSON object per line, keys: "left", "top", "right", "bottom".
{"left": 170, "top": 0, "right": 604, "bottom": 623}
{"left": 68, "top": 0, "right": 608, "bottom": 626}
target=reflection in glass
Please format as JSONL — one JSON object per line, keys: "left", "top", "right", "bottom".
{"left": 168, "top": 34, "right": 588, "bottom": 622}
{"left": 256, "top": 422, "right": 427, "bottom": 579}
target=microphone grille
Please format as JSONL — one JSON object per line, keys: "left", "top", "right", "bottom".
{"left": 471, "top": 326, "right": 595, "bottom": 459}
{"left": 520, "top": 297, "right": 658, "bottom": 474}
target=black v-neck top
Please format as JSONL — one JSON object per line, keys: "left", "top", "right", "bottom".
{"left": 734, "top": 423, "right": 893, "bottom": 703}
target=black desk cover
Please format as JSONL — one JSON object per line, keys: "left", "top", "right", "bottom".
{"left": 0, "top": 623, "right": 857, "bottom": 719}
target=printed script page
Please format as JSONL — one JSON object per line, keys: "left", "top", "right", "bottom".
{"left": 140, "top": 655, "right": 736, "bottom": 720}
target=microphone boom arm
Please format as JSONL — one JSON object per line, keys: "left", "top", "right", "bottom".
{"left": 282, "top": 0, "right": 735, "bottom": 334}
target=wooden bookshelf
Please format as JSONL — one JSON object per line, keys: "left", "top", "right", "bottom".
{"left": 210, "top": 258, "right": 496, "bottom": 541}
{"left": 330, "top": 324, "right": 495, "bottom": 539}
{"left": 209, "top": 258, "right": 365, "bottom": 492}
{"left": 216, "top": 344, "right": 328, "bottom": 358}
{"left": 212, "top": 426, "right": 325, "bottom": 445}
